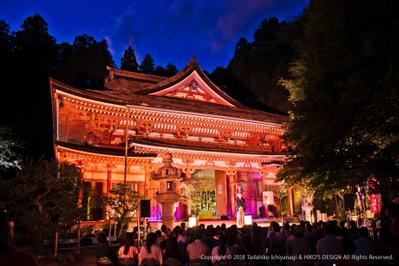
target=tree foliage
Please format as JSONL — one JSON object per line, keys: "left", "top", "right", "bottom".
{"left": 210, "top": 17, "right": 303, "bottom": 113}
{"left": 0, "top": 159, "right": 83, "bottom": 250}
{"left": 140, "top": 53, "right": 155, "bottom": 74}
{"left": 0, "top": 14, "right": 57, "bottom": 160}
{"left": 0, "top": 15, "right": 115, "bottom": 159}
{"left": 103, "top": 183, "right": 141, "bottom": 236}
{"left": 57, "top": 34, "right": 115, "bottom": 89}
{"left": 120, "top": 46, "right": 138, "bottom": 72}
{"left": 0, "top": 127, "right": 21, "bottom": 169}
{"left": 278, "top": 0, "right": 399, "bottom": 199}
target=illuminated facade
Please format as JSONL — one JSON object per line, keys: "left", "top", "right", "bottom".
{"left": 50, "top": 58, "right": 294, "bottom": 222}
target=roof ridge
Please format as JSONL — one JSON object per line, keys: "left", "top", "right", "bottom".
{"left": 106, "top": 66, "right": 167, "bottom": 82}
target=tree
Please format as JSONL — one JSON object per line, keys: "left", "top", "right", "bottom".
{"left": 278, "top": 0, "right": 399, "bottom": 200}
{"left": 209, "top": 16, "right": 303, "bottom": 113}
{"left": 0, "top": 159, "right": 83, "bottom": 251}
{"left": 58, "top": 34, "right": 114, "bottom": 89}
{"left": 103, "top": 183, "right": 141, "bottom": 236}
{"left": 153, "top": 65, "right": 168, "bottom": 76}
{"left": 0, "top": 127, "right": 21, "bottom": 169}
{"left": 120, "top": 46, "right": 138, "bottom": 71}
{"left": 140, "top": 54, "right": 155, "bottom": 74}
{"left": 4, "top": 14, "right": 57, "bottom": 159}
{"left": 0, "top": 20, "right": 12, "bottom": 71}
{"left": 165, "top": 63, "right": 178, "bottom": 76}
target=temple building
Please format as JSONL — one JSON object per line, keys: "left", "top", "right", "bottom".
{"left": 50, "top": 58, "right": 298, "bottom": 224}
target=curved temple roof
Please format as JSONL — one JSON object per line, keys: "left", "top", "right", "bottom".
{"left": 50, "top": 58, "right": 287, "bottom": 125}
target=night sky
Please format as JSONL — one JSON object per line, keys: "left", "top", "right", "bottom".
{"left": 0, "top": 0, "right": 308, "bottom": 71}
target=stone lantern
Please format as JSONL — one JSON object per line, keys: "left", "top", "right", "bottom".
{"left": 152, "top": 153, "right": 182, "bottom": 229}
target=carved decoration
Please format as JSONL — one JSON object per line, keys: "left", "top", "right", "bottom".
{"left": 137, "top": 121, "right": 154, "bottom": 136}
{"left": 163, "top": 78, "right": 220, "bottom": 103}
{"left": 217, "top": 130, "right": 231, "bottom": 142}
{"left": 177, "top": 126, "right": 192, "bottom": 139}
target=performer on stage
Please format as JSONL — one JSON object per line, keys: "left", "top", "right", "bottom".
{"left": 236, "top": 190, "right": 246, "bottom": 227}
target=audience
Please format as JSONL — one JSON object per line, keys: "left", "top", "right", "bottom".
{"left": 9, "top": 210, "right": 398, "bottom": 266}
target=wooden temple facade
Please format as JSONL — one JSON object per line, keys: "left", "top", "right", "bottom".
{"left": 50, "top": 58, "right": 296, "bottom": 222}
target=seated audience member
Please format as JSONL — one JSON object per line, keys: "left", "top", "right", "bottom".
{"left": 163, "top": 236, "right": 182, "bottom": 261}
{"left": 211, "top": 234, "right": 228, "bottom": 264}
{"left": 186, "top": 229, "right": 209, "bottom": 261}
{"left": 118, "top": 232, "right": 138, "bottom": 266}
{"left": 139, "top": 232, "right": 163, "bottom": 266}
{"left": 95, "top": 232, "right": 117, "bottom": 265}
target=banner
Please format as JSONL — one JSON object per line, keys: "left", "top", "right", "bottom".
{"left": 262, "top": 191, "right": 274, "bottom": 205}
{"left": 369, "top": 194, "right": 381, "bottom": 214}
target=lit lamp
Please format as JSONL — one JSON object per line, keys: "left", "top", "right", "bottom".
{"left": 189, "top": 216, "right": 197, "bottom": 228}
{"left": 244, "top": 215, "right": 252, "bottom": 225}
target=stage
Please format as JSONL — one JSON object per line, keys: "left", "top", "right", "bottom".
{"left": 147, "top": 217, "right": 288, "bottom": 230}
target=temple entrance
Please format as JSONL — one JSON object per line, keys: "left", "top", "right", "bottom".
{"left": 190, "top": 169, "right": 217, "bottom": 219}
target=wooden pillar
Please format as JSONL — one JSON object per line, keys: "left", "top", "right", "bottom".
{"left": 288, "top": 187, "right": 294, "bottom": 216}
{"left": 144, "top": 163, "right": 151, "bottom": 198}
{"left": 227, "top": 169, "right": 237, "bottom": 218}
{"left": 106, "top": 163, "right": 113, "bottom": 194}
{"left": 215, "top": 170, "right": 227, "bottom": 218}
{"left": 184, "top": 167, "right": 194, "bottom": 218}
{"left": 76, "top": 161, "right": 86, "bottom": 208}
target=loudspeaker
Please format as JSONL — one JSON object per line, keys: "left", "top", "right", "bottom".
{"left": 221, "top": 215, "right": 228, "bottom": 220}
{"left": 343, "top": 194, "right": 355, "bottom": 211}
{"left": 140, "top": 200, "right": 150, "bottom": 217}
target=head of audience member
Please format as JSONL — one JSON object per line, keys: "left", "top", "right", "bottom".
{"left": 163, "top": 236, "right": 180, "bottom": 259}
{"left": 226, "top": 227, "right": 237, "bottom": 246}
{"left": 349, "top": 220, "right": 357, "bottom": 230}
{"left": 97, "top": 232, "right": 107, "bottom": 245}
{"left": 146, "top": 232, "right": 157, "bottom": 253}
{"left": 283, "top": 221, "right": 290, "bottom": 231}
{"left": 161, "top": 224, "right": 168, "bottom": 234}
{"left": 270, "top": 221, "right": 281, "bottom": 233}
{"left": 190, "top": 228, "right": 201, "bottom": 241}
{"left": 123, "top": 232, "right": 134, "bottom": 255}
{"left": 221, "top": 223, "right": 226, "bottom": 232}
{"left": 218, "top": 234, "right": 227, "bottom": 256}
{"left": 324, "top": 223, "right": 335, "bottom": 236}
{"left": 180, "top": 222, "right": 186, "bottom": 231}
{"left": 292, "top": 225, "right": 304, "bottom": 238}
{"left": 359, "top": 227, "right": 369, "bottom": 238}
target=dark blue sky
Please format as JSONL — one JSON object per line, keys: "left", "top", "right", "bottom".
{"left": 0, "top": 0, "right": 308, "bottom": 71}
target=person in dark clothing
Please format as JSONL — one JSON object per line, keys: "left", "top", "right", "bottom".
{"left": 163, "top": 236, "right": 182, "bottom": 261}
{"left": 95, "top": 232, "right": 117, "bottom": 265}
{"left": 0, "top": 211, "right": 38, "bottom": 266}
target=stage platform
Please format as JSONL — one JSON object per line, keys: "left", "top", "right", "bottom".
{"left": 147, "top": 217, "right": 289, "bottom": 230}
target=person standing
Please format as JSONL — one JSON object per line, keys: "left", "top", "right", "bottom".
{"left": 236, "top": 192, "right": 246, "bottom": 228}
{"left": 0, "top": 212, "right": 38, "bottom": 266}
{"left": 316, "top": 223, "right": 343, "bottom": 266}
